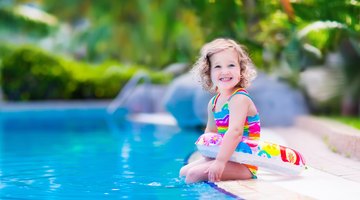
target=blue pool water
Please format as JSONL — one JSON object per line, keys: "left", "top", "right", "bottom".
{"left": 0, "top": 107, "right": 235, "bottom": 199}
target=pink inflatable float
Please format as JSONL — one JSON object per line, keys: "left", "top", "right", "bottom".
{"left": 195, "top": 133, "right": 307, "bottom": 176}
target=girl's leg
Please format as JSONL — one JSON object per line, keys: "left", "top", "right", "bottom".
{"left": 179, "top": 156, "right": 211, "bottom": 177}
{"left": 185, "top": 161, "right": 253, "bottom": 184}
{"left": 220, "top": 161, "right": 253, "bottom": 181}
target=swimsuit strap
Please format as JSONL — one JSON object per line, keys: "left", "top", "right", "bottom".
{"left": 228, "top": 88, "right": 252, "bottom": 101}
{"left": 211, "top": 93, "right": 220, "bottom": 112}
{"left": 229, "top": 88, "right": 259, "bottom": 114}
{"left": 212, "top": 88, "right": 249, "bottom": 112}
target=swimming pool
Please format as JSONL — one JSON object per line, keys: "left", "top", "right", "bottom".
{"left": 0, "top": 106, "right": 235, "bottom": 199}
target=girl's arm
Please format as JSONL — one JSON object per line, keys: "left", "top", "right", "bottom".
{"left": 204, "top": 99, "right": 218, "bottom": 133}
{"left": 215, "top": 95, "right": 249, "bottom": 162}
{"left": 207, "top": 95, "right": 250, "bottom": 182}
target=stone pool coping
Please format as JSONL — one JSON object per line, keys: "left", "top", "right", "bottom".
{"left": 295, "top": 115, "right": 360, "bottom": 161}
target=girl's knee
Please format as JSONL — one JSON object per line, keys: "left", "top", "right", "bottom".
{"left": 180, "top": 164, "right": 193, "bottom": 177}
{"left": 179, "top": 166, "right": 188, "bottom": 177}
{"left": 185, "top": 168, "right": 206, "bottom": 184}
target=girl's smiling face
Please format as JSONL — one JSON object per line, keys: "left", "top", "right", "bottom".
{"left": 209, "top": 48, "right": 241, "bottom": 92}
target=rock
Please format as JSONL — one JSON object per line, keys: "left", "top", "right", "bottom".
{"left": 299, "top": 67, "right": 343, "bottom": 104}
{"left": 163, "top": 63, "right": 189, "bottom": 77}
{"left": 163, "top": 73, "right": 212, "bottom": 128}
{"left": 249, "top": 72, "right": 309, "bottom": 126}
{"left": 193, "top": 87, "right": 213, "bottom": 124}
{"left": 124, "top": 84, "right": 168, "bottom": 113}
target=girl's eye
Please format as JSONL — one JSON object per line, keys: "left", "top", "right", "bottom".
{"left": 229, "top": 64, "right": 235, "bottom": 67}
{"left": 214, "top": 65, "right": 221, "bottom": 69}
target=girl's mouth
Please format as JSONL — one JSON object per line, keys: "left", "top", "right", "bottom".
{"left": 220, "top": 77, "right": 233, "bottom": 81}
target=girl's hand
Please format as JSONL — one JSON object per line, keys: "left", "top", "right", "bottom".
{"left": 206, "top": 160, "right": 226, "bottom": 182}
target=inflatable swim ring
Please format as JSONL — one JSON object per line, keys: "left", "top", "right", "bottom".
{"left": 195, "top": 133, "right": 307, "bottom": 176}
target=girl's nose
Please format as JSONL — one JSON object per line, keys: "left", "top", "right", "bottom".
{"left": 221, "top": 67, "right": 230, "bottom": 74}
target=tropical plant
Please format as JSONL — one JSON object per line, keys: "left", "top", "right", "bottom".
{"left": 1, "top": 0, "right": 359, "bottom": 114}
{"left": 41, "top": 0, "right": 204, "bottom": 68}
{"left": 0, "top": 2, "right": 58, "bottom": 40}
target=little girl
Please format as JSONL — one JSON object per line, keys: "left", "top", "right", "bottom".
{"left": 180, "top": 38, "right": 259, "bottom": 184}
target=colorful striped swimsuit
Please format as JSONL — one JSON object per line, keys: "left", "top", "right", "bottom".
{"left": 212, "top": 88, "right": 260, "bottom": 178}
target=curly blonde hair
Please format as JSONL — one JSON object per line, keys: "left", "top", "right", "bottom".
{"left": 192, "top": 38, "right": 257, "bottom": 92}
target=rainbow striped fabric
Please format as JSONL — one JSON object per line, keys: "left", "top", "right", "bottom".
{"left": 211, "top": 88, "right": 261, "bottom": 177}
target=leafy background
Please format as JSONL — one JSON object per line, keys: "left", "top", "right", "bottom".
{"left": 0, "top": 0, "right": 359, "bottom": 116}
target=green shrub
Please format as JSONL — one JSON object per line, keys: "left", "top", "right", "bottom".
{"left": 1, "top": 46, "right": 72, "bottom": 100}
{"left": 64, "top": 61, "right": 136, "bottom": 99}
{"left": 65, "top": 62, "right": 172, "bottom": 99}
{"left": 1, "top": 46, "right": 172, "bottom": 101}
{"left": 0, "top": 43, "right": 16, "bottom": 83}
{"left": 0, "top": 43, "right": 16, "bottom": 60}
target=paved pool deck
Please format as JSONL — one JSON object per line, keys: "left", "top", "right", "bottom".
{"left": 188, "top": 116, "right": 360, "bottom": 200}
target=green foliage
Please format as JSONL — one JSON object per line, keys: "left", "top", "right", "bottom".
{"left": 2, "top": 46, "right": 72, "bottom": 100}
{"left": 1, "top": 46, "right": 172, "bottom": 101}
{"left": 0, "top": 43, "right": 16, "bottom": 59}
{"left": 310, "top": 95, "right": 342, "bottom": 116}
{"left": 3, "top": 0, "right": 359, "bottom": 71}
{"left": 325, "top": 116, "right": 360, "bottom": 130}
{"left": 42, "top": 0, "right": 204, "bottom": 68}
{"left": 0, "top": 43, "right": 16, "bottom": 70}
{"left": 292, "top": 0, "right": 360, "bottom": 33}
{"left": 0, "top": 6, "right": 56, "bottom": 38}
{"left": 188, "top": 0, "right": 243, "bottom": 39}
{"left": 0, "top": 43, "right": 16, "bottom": 84}
{"left": 2, "top": 0, "right": 359, "bottom": 110}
